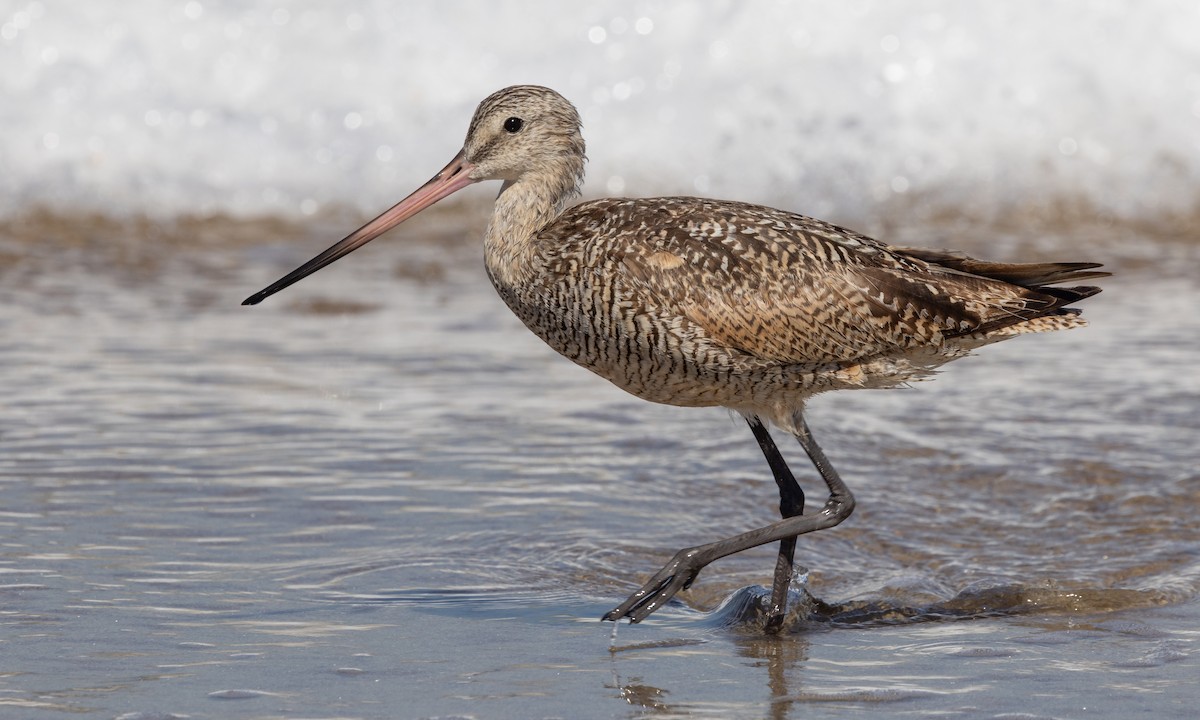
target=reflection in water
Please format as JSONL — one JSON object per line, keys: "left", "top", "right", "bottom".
{"left": 736, "top": 632, "right": 810, "bottom": 720}
{"left": 608, "top": 667, "right": 674, "bottom": 715}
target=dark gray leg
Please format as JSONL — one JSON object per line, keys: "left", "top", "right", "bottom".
{"left": 603, "top": 411, "right": 854, "bottom": 625}
{"left": 746, "top": 417, "right": 805, "bottom": 634}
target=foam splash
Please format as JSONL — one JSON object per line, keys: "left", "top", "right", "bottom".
{"left": 3, "top": 1, "right": 1198, "bottom": 226}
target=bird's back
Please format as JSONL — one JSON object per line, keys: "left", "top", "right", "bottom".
{"left": 488, "top": 196, "right": 1105, "bottom": 416}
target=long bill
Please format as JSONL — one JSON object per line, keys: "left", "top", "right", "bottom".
{"left": 242, "top": 150, "right": 478, "bottom": 305}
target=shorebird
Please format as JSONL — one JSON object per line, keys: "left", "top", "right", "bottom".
{"left": 244, "top": 85, "right": 1106, "bottom": 632}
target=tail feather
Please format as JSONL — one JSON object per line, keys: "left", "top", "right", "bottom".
{"left": 1039, "top": 284, "right": 1104, "bottom": 304}
{"left": 895, "top": 247, "right": 1111, "bottom": 288}
{"left": 888, "top": 246, "right": 1108, "bottom": 339}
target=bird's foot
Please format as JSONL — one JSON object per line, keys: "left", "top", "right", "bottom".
{"left": 602, "top": 548, "right": 703, "bottom": 623}
{"left": 763, "top": 601, "right": 788, "bottom": 635}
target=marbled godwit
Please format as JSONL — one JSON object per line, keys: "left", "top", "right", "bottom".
{"left": 244, "top": 85, "right": 1107, "bottom": 631}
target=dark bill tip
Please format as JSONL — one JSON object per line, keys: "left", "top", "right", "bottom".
{"left": 242, "top": 150, "right": 477, "bottom": 306}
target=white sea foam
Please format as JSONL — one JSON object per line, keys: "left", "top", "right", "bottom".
{"left": 2, "top": 0, "right": 1197, "bottom": 224}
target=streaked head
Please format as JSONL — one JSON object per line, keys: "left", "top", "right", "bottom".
{"left": 463, "top": 85, "right": 585, "bottom": 185}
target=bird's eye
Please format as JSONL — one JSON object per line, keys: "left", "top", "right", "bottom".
{"left": 503, "top": 117, "right": 524, "bottom": 133}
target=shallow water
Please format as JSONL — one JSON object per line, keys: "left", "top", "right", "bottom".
{"left": 1, "top": 210, "right": 1197, "bottom": 719}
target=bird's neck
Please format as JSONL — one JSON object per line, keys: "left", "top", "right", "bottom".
{"left": 483, "top": 161, "right": 582, "bottom": 289}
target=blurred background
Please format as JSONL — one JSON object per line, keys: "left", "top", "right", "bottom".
{"left": 3, "top": 0, "right": 1197, "bottom": 232}
{"left": 2, "top": 3, "right": 1199, "bottom": 718}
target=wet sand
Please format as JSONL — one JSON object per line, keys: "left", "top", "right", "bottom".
{"left": 1, "top": 207, "right": 1197, "bottom": 718}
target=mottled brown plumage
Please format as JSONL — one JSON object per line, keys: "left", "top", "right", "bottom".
{"left": 494, "top": 194, "right": 1103, "bottom": 430}
{"left": 244, "top": 85, "right": 1107, "bottom": 630}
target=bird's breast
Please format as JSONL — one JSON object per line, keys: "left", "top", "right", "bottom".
{"left": 484, "top": 251, "right": 752, "bottom": 407}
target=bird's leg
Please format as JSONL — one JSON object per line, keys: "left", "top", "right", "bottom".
{"left": 603, "top": 411, "right": 854, "bottom": 625}
{"left": 746, "top": 416, "right": 805, "bottom": 634}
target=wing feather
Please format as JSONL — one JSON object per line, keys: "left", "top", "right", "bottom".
{"left": 549, "top": 197, "right": 1105, "bottom": 365}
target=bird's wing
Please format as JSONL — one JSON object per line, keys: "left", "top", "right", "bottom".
{"left": 553, "top": 198, "right": 1094, "bottom": 365}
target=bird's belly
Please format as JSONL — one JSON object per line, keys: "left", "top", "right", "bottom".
{"left": 489, "top": 270, "right": 965, "bottom": 420}
{"left": 492, "top": 280, "right": 807, "bottom": 409}
{"left": 538, "top": 328, "right": 747, "bottom": 408}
